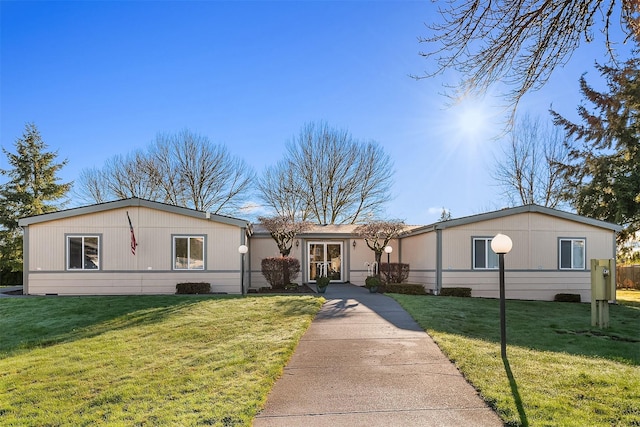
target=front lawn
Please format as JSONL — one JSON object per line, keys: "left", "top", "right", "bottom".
{"left": 391, "top": 293, "right": 640, "bottom": 427}
{"left": 0, "top": 295, "right": 323, "bottom": 426}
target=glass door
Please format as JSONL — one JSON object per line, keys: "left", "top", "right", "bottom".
{"left": 308, "top": 242, "right": 343, "bottom": 282}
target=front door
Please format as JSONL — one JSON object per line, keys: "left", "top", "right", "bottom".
{"left": 308, "top": 242, "right": 343, "bottom": 282}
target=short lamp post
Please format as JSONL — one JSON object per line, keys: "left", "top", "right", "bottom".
{"left": 238, "top": 244, "right": 248, "bottom": 295}
{"left": 491, "top": 233, "right": 512, "bottom": 360}
{"left": 384, "top": 245, "right": 393, "bottom": 283}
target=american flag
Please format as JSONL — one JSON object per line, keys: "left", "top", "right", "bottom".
{"left": 127, "top": 211, "right": 137, "bottom": 255}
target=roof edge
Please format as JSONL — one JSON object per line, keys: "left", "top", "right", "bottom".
{"left": 18, "top": 198, "right": 251, "bottom": 229}
{"left": 433, "top": 204, "right": 622, "bottom": 232}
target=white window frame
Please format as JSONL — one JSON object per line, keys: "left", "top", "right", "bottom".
{"left": 472, "top": 237, "right": 499, "bottom": 270}
{"left": 559, "top": 238, "right": 586, "bottom": 270}
{"left": 66, "top": 235, "right": 101, "bottom": 270}
{"left": 172, "top": 235, "right": 206, "bottom": 270}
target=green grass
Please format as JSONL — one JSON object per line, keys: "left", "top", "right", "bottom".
{"left": 391, "top": 294, "right": 640, "bottom": 427}
{"left": 0, "top": 295, "right": 323, "bottom": 426}
{"left": 618, "top": 289, "right": 640, "bottom": 307}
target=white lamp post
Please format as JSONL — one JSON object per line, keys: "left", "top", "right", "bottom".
{"left": 384, "top": 245, "right": 393, "bottom": 283}
{"left": 238, "top": 244, "right": 248, "bottom": 295}
{"left": 491, "top": 233, "right": 512, "bottom": 359}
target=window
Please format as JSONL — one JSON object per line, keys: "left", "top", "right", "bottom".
{"left": 559, "top": 238, "right": 585, "bottom": 270}
{"left": 67, "top": 236, "right": 100, "bottom": 270}
{"left": 173, "top": 236, "right": 205, "bottom": 270}
{"left": 473, "top": 238, "right": 499, "bottom": 269}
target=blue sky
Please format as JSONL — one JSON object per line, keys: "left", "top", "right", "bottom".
{"left": 0, "top": 1, "right": 629, "bottom": 224}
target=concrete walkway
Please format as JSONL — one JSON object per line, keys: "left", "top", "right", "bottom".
{"left": 0, "top": 286, "right": 23, "bottom": 297}
{"left": 254, "top": 284, "right": 503, "bottom": 426}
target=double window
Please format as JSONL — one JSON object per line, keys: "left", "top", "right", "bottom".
{"left": 559, "top": 238, "right": 585, "bottom": 270}
{"left": 473, "top": 237, "right": 499, "bottom": 269}
{"left": 67, "top": 235, "right": 100, "bottom": 270}
{"left": 173, "top": 235, "right": 205, "bottom": 270}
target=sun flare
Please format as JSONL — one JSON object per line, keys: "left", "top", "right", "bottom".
{"left": 451, "top": 98, "right": 496, "bottom": 143}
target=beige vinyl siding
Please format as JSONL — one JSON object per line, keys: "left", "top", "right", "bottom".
{"left": 349, "top": 238, "right": 396, "bottom": 286}
{"left": 436, "top": 212, "right": 616, "bottom": 300}
{"left": 441, "top": 271, "right": 592, "bottom": 301}
{"left": 248, "top": 236, "right": 282, "bottom": 289}
{"left": 441, "top": 212, "right": 615, "bottom": 271}
{"left": 25, "top": 206, "right": 245, "bottom": 295}
{"left": 400, "top": 232, "right": 436, "bottom": 287}
{"left": 26, "top": 271, "right": 242, "bottom": 296}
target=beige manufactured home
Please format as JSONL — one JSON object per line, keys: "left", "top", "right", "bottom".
{"left": 19, "top": 200, "right": 620, "bottom": 301}
{"left": 18, "top": 198, "right": 251, "bottom": 295}
{"left": 399, "top": 205, "right": 621, "bottom": 301}
{"left": 250, "top": 205, "right": 621, "bottom": 301}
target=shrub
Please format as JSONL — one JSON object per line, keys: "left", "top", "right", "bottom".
{"left": 385, "top": 283, "right": 427, "bottom": 295}
{"left": 316, "top": 276, "right": 330, "bottom": 289}
{"left": 554, "top": 293, "right": 581, "bottom": 303}
{"left": 440, "top": 287, "right": 472, "bottom": 297}
{"left": 261, "top": 257, "right": 301, "bottom": 289}
{"left": 176, "top": 282, "right": 211, "bottom": 294}
{"left": 380, "top": 263, "right": 410, "bottom": 284}
{"left": 365, "top": 276, "right": 382, "bottom": 289}
{"left": 0, "top": 270, "right": 23, "bottom": 286}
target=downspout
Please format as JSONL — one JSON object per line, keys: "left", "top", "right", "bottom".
{"left": 436, "top": 228, "right": 442, "bottom": 295}
{"left": 21, "top": 225, "right": 29, "bottom": 295}
{"left": 612, "top": 230, "right": 617, "bottom": 303}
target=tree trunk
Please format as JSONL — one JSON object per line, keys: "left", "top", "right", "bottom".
{"left": 374, "top": 250, "right": 383, "bottom": 279}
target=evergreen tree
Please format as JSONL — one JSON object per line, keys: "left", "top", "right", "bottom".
{"left": 0, "top": 123, "right": 71, "bottom": 273}
{"left": 551, "top": 59, "right": 640, "bottom": 244}
{"left": 438, "top": 208, "right": 452, "bottom": 222}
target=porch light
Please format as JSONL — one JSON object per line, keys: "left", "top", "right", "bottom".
{"left": 491, "top": 233, "right": 512, "bottom": 360}
{"left": 352, "top": 240, "right": 356, "bottom": 248}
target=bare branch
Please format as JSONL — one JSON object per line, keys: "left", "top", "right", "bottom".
{"left": 492, "top": 114, "right": 569, "bottom": 208}
{"left": 262, "top": 122, "right": 394, "bottom": 225}
{"left": 419, "top": 0, "right": 640, "bottom": 110}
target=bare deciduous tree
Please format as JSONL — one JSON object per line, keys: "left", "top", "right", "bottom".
{"left": 419, "top": 0, "right": 640, "bottom": 109}
{"left": 258, "top": 215, "right": 314, "bottom": 257}
{"left": 108, "top": 151, "right": 161, "bottom": 201}
{"left": 258, "top": 160, "right": 309, "bottom": 221}
{"left": 353, "top": 220, "right": 406, "bottom": 277}
{"left": 493, "top": 115, "right": 569, "bottom": 208}
{"left": 75, "top": 130, "right": 255, "bottom": 214}
{"left": 261, "top": 122, "right": 393, "bottom": 225}
{"left": 148, "top": 131, "right": 254, "bottom": 213}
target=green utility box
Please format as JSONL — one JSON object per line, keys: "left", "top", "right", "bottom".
{"left": 590, "top": 259, "right": 615, "bottom": 328}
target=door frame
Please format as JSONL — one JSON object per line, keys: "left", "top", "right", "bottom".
{"left": 307, "top": 241, "right": 344, "bottom": 283}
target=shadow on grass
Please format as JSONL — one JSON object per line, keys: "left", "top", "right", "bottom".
{"left": 0, "top": 295, "right": 227, "bottom": 356}
{"left": 252, "top": 294, "right": 325, "bottom": 317}
{"left": 392, "top": 294, "right": 640, "bottom": 366}
{"left": 503, "top": 355, "right": 529, "bottom": 427}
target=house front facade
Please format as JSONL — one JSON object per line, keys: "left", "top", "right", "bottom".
{"left": 399, "top": 205, "right": 621, "bottom": 301}
{"left": 19, "top": 200, "right": 621, "bottom": 301}
{"left": 18, "top": 198, "right": 250, "bottom": 296}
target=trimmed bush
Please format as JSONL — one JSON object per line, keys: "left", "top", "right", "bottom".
{"left": 0, "top": 270, "right": 23, "bottom": 286}
{"left": 176, "top": 282, "right": 211, "bottom": 294}
{"left": 365, "top": 276, "right": 382, "bottom": 289}
{"left": 380, "top": 263, "right": 410, "bottom": 284}
{"left": 261, "top": 257, "right": 301, "bottom": 289}
{"left": 554, "top": 293, "right": 581, "bottom": 303}
{"left": 440, "top": 287, "right": 472, "bottom": 297}
{"left": 385, "top": 283, "right": 427, "bottom": 295}
{"left": 316, "top": 276, "right": 330, "bottom": 289}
